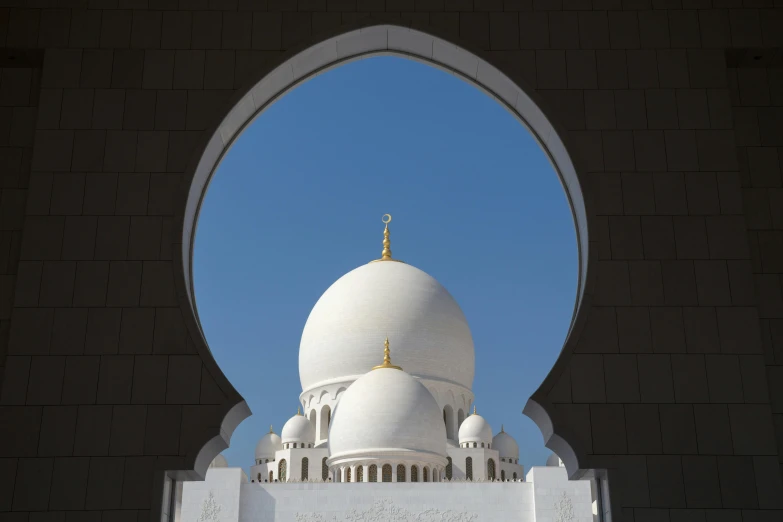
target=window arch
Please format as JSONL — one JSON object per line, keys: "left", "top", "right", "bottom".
{"left": 488, "top": 459, "right": 496, "bottom": 480}
{"left": 397, "top": 464, "right": 406, "bottom": 482}
{"left": 369, "top": 464, "right": 378, "bottom": 482}
{"left": 465, "top": 457, "right": 473, "bottom": 481}
{"left": 321, "top": 457, "right": 328, "bottom": 481}
{"left": 278, "top": 459, "right": 287, "bottom": 482}
{"left": 423, "top": 467, "right": 429, "bottom": 482}
{"left": 513, "top": 472, "right": 518, "bottom": 480}
{"left": 256, "top": 472, "right": 260, "bottom": 481}
{"left": 382, "top": 464, "right": 392, "bottom": 482}
{"left": 346, "top": 467, "right": 352, "bottom": 482}
{"left": 319, "top": 405, "right": 331, "bottom": 440}
{"left": 457, "top": 408, "right": 465, "bottom": 429}
{"left": 443, "top": 405, "right": 455, "bottom": 440}
{"left": 410, "top": 465, "right": 418, "bottom": 482}
{"left": 481, "top": 442, "right": 485, "bottom": 448}
{"left": 268, "top": 470, "right": 272, "bottom": 482}
{"left": 501, "top": 470, "right": 506, "bottom": 481}
{"left": 301, "top": 457, "right": 309, "bottom": 480}
{"left": 357, "top": 465, "right": 363, "bottom": 482}
{"left": 446, "top": 457, "right": 452, "bottom": 480}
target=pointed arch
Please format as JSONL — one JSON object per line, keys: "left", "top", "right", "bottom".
{"left": 319, "top": 404, "right": 331, "bottom": 440}
{"left": 346, "top": 467, "right": 351, "bottom": 482}
{"left": 369, "top": 464, "right": 378, "bottom": 482}
{"left": 321, "top": 457, "right": 328, "bottom": 481}
{"left": 278, "top": 459, "right": 287, "bottom": 482}
{"left": 301, "top": 457, "right": 309, "bottom": 480}
{"left": 465, "top": 457, "right": 473, "bottom": 481}
{"left": 443, "top": 404, "right": 455, "bottom": 440}
{"left": 457, "top": 408, "right": 465, "bottom": 430}
{"left": 268, "top": 470, "right": 272, "bottom": 482}
{"left": 357, "top": 465, "right": 363, "bottom": 482}
{"left": 487, "top": 459, "right": 496, "bottom": 480}
{"left": 446, "top": 457, "right": 452, "bottom": 480}
{"left": 423, "top": 467, "right": 429, "bottom": 482}
{"left": 397, "top": 464, "right": 406, "bottom": 482}
{"left": 382, "top": 464, "right": 392, "bottom": 482}
{"left": 501, "top": 470, "right": 506, "bottom": 481}
{"left": 410, "top": 465, "right": 418, "bottom": 482}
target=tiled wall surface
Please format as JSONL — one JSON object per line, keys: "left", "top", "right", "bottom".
{"left": 0, "top": 2, "right": 781, "bottom": 522}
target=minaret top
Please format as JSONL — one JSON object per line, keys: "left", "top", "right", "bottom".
{"left": 370, "top": 214, "right": 404, "bottom": 264}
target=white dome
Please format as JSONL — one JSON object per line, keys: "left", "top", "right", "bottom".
{"left": 299, "top": 261, "right": 474, "bottom": 391}
{"left": 328, "top": 367, "right": 447, "bottom": 459}
{"left": 255, "top": 431, "right": 282, "bottom": 459}
{"left": 458, "top": 412, "right": 492, "bottom": 445}
{"left": 492, "top": 428, "right": 519, "bottom": 458}
{"left": 281, "top": 413, "right": 315, "bottom": 444}
{"left": 209, "top": 454, "right": 228, "bottom": 468}
{"left": 546, "top": 453, "right": 564, "bottom": 467}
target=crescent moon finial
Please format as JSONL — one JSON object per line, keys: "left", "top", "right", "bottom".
{"left": 382, "top": 213, "right": 392, "bottom": 224}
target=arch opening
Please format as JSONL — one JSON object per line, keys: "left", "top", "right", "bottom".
{"left": 175, "top": 19, "right": 599, "bottom": 521}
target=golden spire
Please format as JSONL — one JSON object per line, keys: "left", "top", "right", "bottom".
{"left": 501, "top": 424, "right": 504, "bottom": 433}
{"left": 371, "top": 214, "right": 404, "bottom": 263}
{"left": 269, "top": 425, "right": 274, "bottom": 434}
{"left": 473, "top": 405, "right": 477, "bottom": 415}
{"left": 297, "top": 407, "right": 301, "bottom": 416}
{"left": 372, "top": 336, "right": 402, "bottom": 371}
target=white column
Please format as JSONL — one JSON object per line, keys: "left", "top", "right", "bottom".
{"left": 340, "top": 467, "right": 345, "bottom": 483}
{"left": 363, "top": 465, "right": 369, "bottom": 482}
{"left": 391, "top": 464, "right": 397, "bottom": 482}
{"left": 350, "top": 465, "right": 356, "bottom": 482}
{"left": 406, "top": 465, "right": 411, "bottom": 482}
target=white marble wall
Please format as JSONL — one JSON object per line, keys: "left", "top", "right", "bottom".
{"left": 180, "top": 465, "right": 596, "bottom": 522}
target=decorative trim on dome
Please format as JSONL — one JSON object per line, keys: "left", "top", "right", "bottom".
{"left": 370, "top": 214, "right": 405, "bottom": 264}
{"left": 372, "top": 337, "right": 402, "bottom": 371}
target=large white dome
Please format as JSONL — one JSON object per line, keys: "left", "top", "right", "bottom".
{"left": 299, "top": 261, "right": 475, "bottom": 392}
{"left": 281, "top": 413, "right": 315, "bottom": 444}
{"left": 328, "top": 367, "right": 447, "bottom": 459}
{"left": 459, "top": 411, "right": 492, "bottom": 445}
{"left": 255, "top": 430, "right": 282, "bottom": 460}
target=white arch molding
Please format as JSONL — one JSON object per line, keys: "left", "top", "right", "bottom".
{"left": 174, "top": 22, "right": 598, "bottom": 487}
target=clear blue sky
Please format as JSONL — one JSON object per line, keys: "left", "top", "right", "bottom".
{"left": 194, "top": 55, "right": 577, "bottom": 474}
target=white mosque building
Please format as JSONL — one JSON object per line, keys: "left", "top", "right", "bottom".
{"left": 180, "top": 215, "right": 595, "bottom": 522}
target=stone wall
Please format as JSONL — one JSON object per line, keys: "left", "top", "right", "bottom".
{"left": 0, "top": 3, "right": 781, "bottom": 522}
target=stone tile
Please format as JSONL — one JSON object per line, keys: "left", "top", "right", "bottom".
{"left": 51, "top": 309, "right": 89, "bottom": 355}
{"left": 109, "top": 405, "right": 146, "bottom": 456}
{"left": 86, "top": 457, "right": 125, "bottom": 510}
{"left": 38, "top": 405, "right": 77, "bottom": 456}
{"left": 571, "top": 354, "right": 606, "bottom": 402}
{"left": 84, "top": 308, "right": 121, "bottom": 355}
{"left": 143, "top": 405, "right": 181, "bottom": 455}
{"left": 625, "top": 404, "right": 662, "bottom": 453}
{"left": 131, "top": 355, "right": 168, "bottom": 404}
{"left": 12, "top": 458, "right": 52, "bottom": 511}
{"left": 638, "top": 354, "right": 674, "bottom": 403}
{"left": 728, "top": 404, "right": 777, "bottom": 456}
{"left": 672, "top": 354, "right": 708, "bottom": 403}
{"left": 592, "top": 404, "right": 627, "bottom": 454}
{"left": 617, "top": 307, "right": 652, "bottom": 353}
{"left": 717, "top": 456, "right": 758, "bottom": 509}
{"left": 61, "top": 356, "right": 99, "bottom": 405}
{"left": 647, "top": 455, "right": 686, "bottom": 507}
{"left": 73, "top": 405, "right": 112, "bottom": 456}
{"left": 49, "top": 457, "right": 89, "bottom": 510}
{"left": 166, "top": 356, "right": 202, "bottom": 404}
{"left": 694, "top": 404, "right": 733, "bottom": 455}
{"left": 682, "top": 456, "right": 721, "bottom": 508}
{"left": 629, "top": 261, "right": 665, "bottom": 305}
{"left": 597, "top": 51, "right": 628, "bottom": 89}
{"left": 660, "top": 404, "right": 698, "bottom": 454}
{"left": 107, "top": 261, "right": 143, "bottom": 307}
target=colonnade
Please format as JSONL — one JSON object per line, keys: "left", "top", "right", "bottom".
{"left": 332, "top": 463, "right": 444, "bottom": 483}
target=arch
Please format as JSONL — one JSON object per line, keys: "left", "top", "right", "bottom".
{"left": 410, "top": 465, "right": 418, "bottom": 482}
{"left": 457, "top": 408, "right": 465, "bottom": 430}
{"left": 501, "top": 470, "right": 506, "bottom": 481}
{"left": 321, "top": 457, "right": 328, "bottom": 481}
{"left": 334, "top": 387, "right": 347, "bottom": 401}
{"left": 423, "top": 467, "right": 429, "bottom": 482}
{"left": 269, "top": 470, "right": 273, "bottom": 482}
{"left": 176, "top": 22, "right": 594, "bottom": 487}
{"left": 513, "top": 472, "right": 518, "bottom": 480}
{"left": 318, "top": 390, "right": 329, "bottom": 404}
{"left": 465, "top": 457, "right": 473, "bottom": 481}
{"left": 309, "top": 408, "right": 316, "bottom": 431}
{"left": 488, "top": 459, "right": 496, "bottom": 480}
{"left": 346, "top": 467, "right": 351, "bottom": 482}
{"left": 319, "top": 404, "right": 331, "bottom": 440}
{"left": 369, "top": 464, "right": 378, "bottom": 482}
{"left": 278, "top": 459, "right": 287, "bottom": 482}
{"left": 397, "top": 464, "right": 406, "bottom": 482}
{"left": 443, "top": 404, "right": 455, "bottom": 440}
{"left": 256, "top": 472, "right": 260, "bottom": 481}
{"left": 446, "top": 457, "right": 452, "bottom": 480}
{"left": 356, "top": 465, "right": 363, "bottom": 482}
{"left": 301, "top": 457, "right": 309, "bottom": 480}
{"left": 382, "top": 464, "right": 392, "bottom": 482}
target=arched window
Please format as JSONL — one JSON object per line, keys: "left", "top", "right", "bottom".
{"left": 481, "top": 443, "right": 485, "bottom": 448}
{"left": 301, "top": 457, "right": 309, "bottom": 480}
{"left": 443, "top": 405, "right": 455, "bottom": 440}
{"left": 256, "top": 473, "right": 260, "bottom": 481}
{"left": 473, "top": 442, "right": 477, "bottom": 448}
{"left": 423, "top": 467, "right": 429, "bottom": 482}
{"left": 487, "top": 459, "right": 496, "bottom": 480}
{"left": 397, "top": 464, "right": 406, "bottom": 482}
{"left": 465, "top": 457, "right": 473, "bottom": 481}
{"left": 501, "top": 470, "right": 506, "bottom": 481}
{"left": 268, "top": 470, "right": 273, "bottom": 482}
{"left": 457, "top": 408, "right": 465, "bottom": 429}
{"left": 513, "top": 472, "right": 518, "bottom": 480}
{"left": 410, "top": 465, "right": 418, "bottom": 482}
{"left": 382, "top": 464, "right": 392, "bottom": 482}
{"left": 278, "top": 459, "right": 287, "bottom": 482}
{"left": 369, "top": 464, "right": 378, "bottom": 482}
{"left": 321, "top": 457, "right": 328, "bottom": 481}
{"left": 357, "top": 465, "right": 363, "bottom": 482}
{"left": 346, "top": 467, "right": 352, "bottom": 482}
{"left": 319, "top": 405, "right": 331, "bottom": 440}
{"left": 446, "top": 457, "right": 452, "bottom": 480}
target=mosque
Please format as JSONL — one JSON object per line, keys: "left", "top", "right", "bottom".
{"left": 180, "top": 215, "right": 595, "bottom": 522}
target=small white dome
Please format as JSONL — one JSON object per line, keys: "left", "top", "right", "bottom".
{"left": 208, "top": 454, "right": 228, "bottom": 468}
{"left": 299, "top": 261, "right": 475, "bottom": 392}
{"left": 281, "top": 412, "right": 315, "bottom": 445}
{"left": 255, "top": 430, "right": 282, "bottom": 460}
{"left": 458, "top": 411, "right": 492, "bottom": 445}
{"left": 546, "top": 453, "right": 564, "bottom": 467}
{"left": 492, "top": 427, "right": 519, "bottom": 459}
{"left": 328, "top": 367, "right": 447, "bottom": 459}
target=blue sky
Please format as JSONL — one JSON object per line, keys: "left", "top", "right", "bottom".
{"left": 194, "top": 55, "right": 577, "bottom": 473}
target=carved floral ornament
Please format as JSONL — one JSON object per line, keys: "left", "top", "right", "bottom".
{"left": 555, "top": 491, "right": 575, "bottom": 522}
{"left": 198, "top": 492, "right": 222, "bottom": 522}
{"left": 294, "top": 499, "right": 478, "bottom": 522}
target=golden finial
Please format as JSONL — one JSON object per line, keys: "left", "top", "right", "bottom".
{"left": 370, "top": 214, "right": 404, "bottom": 263}
{"left": 473, "top": 405, "right": 477, "bottom": 415}
{"left": 372, "top": 336, "right": 402, "bottom": 371}
{"left": 269, "top": 425, "right": 274, "bottom": 434}
{"left": 297, "top": 407, "right": 301, "bottom": 416}
{"left": 501, "top": 424, "right": 504, "bottom": 433}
